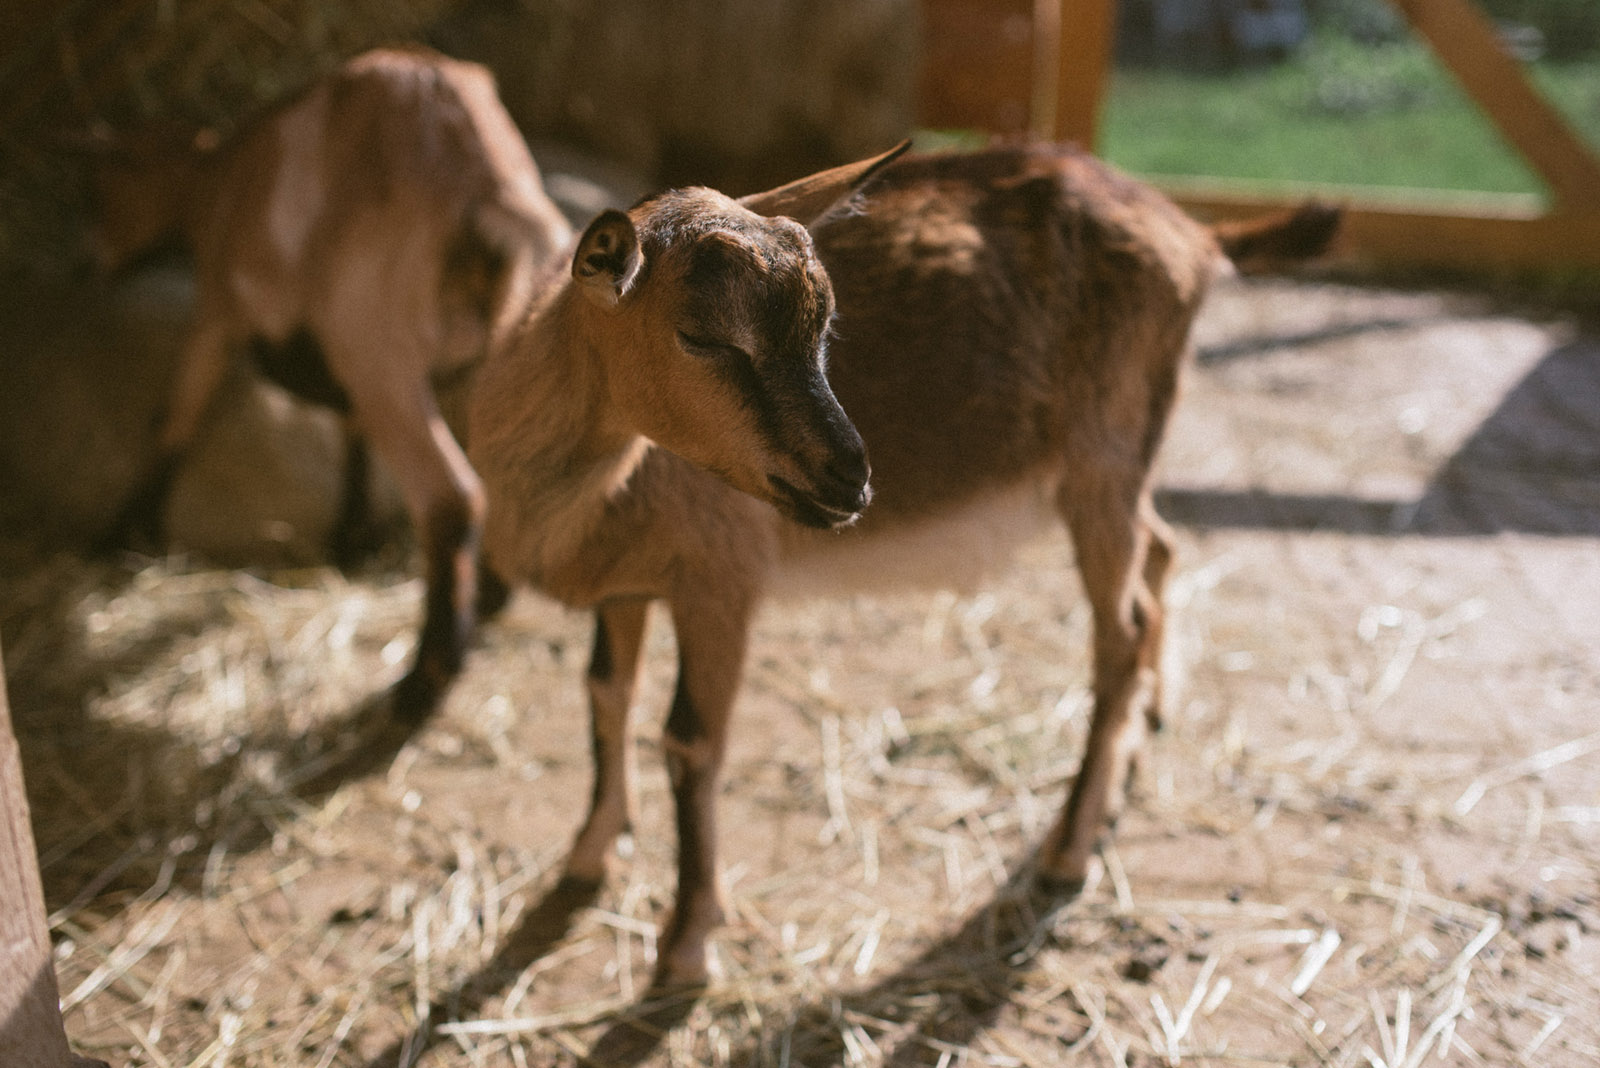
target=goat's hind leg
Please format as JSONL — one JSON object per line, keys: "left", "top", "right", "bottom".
{"left": 1139, "top": 496, "right": 1177, "bottom": 732}
{"left": 99, "top": 310, "right": 233, "bottom": 553}
{"left": 323, "top": 422, "right": 520, "bottom": 619}
{"left": 1038, "top": 467, "right": 1165, "bottom": 890}
{"left": 328, "top": 420, "right": 386, "bottom": 570}
{"left": 564, "top": 598, "right": 650, "bottom": 888}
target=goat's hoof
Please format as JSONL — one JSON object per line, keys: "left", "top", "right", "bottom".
{"left": 390, "top": 643, "right": 466, "bottom": 723}
{"left": 651, "top": 954, "right": 712, "bottom": 992}
{"left": 477, "top": 567, "right": 513, "bottom": 621}
{"left": 556, "top": 871, "right": 604, "bottom": 896}
{"left": 88, "top": 527, "right": 125, "bottom": 558}
{"left": 1035, "top": 849, "right": 1099, "bottom": 901}
{"left": 390, "top": 666, "right": 445, "bottom": 724}
{"left": 91, "top": 518, "right": 159, "bottom": 559}
{"left": 1035, "top": 867, "right": 1089, "bottom": 899}
{"left": 329, "top": 524, "right": 387, "bottom": 572}
{"left": 1144, "top": 703, "right": 1165, "bottom": 733}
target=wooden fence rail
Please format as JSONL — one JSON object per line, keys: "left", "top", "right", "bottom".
{"left": 924, "top": 0, "right": 1600, "bottom": 271}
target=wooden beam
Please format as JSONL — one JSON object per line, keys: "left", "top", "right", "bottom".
{"left": 1160, "top": 177, "right": 1600, "bottom": 271}
{"left": 1049, "top": 0, "right": 1117, "bottom": 148}
{"left": 962, "top": 0, "right": 1600, "bottom": 272}
{"left": 1391, "top": 0, "right": 1600, "bottom": 210}
{"left": 919, "top": 0, "right": 1036, "bottom": 133}
{"left": 1, "top": 641, "right": 109, "bottom": 1067}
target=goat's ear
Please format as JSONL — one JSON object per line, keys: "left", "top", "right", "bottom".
{"left": 739, "top": 140, "right": 911, "bottom": 230}
{"left": 572, "top": 209, "right": 642, "bottom": 307}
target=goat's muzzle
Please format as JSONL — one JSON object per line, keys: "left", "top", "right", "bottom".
{"left": 765, "top": 391, "right": 872, "bottom": 528}
{"left": 768, "top": 461, "right": 872, "bottom": 530}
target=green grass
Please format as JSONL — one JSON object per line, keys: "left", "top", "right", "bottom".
{"left": 1100, "top": 38, "right": 1600, "bottom": 203}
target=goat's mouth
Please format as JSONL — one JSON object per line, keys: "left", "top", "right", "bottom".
{"left": 768, "top": 475, "right": 868, "bottom": 530}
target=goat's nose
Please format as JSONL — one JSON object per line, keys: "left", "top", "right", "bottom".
{"left": 829, "top": 442, "right": 868, "bottom": 486}
{"left": 820, "top": 445, "right": 872, "bottom": 510}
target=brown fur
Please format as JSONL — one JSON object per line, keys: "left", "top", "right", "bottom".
{"left": 469, "top": 142, "right": 1337, "bottom": 985}
{"left": 92, "top": 47, "right": 572, "bottom": 718}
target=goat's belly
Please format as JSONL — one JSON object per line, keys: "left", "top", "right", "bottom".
{"left": 770, "top": 478, "right": 1059, "bottom": 600}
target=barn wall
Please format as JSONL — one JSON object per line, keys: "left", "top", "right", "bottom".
{"left": 0, "top": 0, "right": 919, "bottom": 560}
{"left": 433, "top": 0, "right": 919, "bottom": 194}
{"left": 0, "top": 0, "right": 919, "bottom": 276}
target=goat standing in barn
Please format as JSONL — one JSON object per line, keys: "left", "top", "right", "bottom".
{"left": 88, "top": 47, "right": 572, "bottom": 718}
{"left": 469, "top": 140, "right": 1337, "bottom": 986}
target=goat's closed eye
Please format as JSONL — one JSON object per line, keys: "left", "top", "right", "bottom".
{"left": 677, "top": 331, "right": 747, "bottom": 361}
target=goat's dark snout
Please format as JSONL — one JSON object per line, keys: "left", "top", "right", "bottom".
{"left": 820, "top": 447, "right": 872, "bottom": 513}
{"left": 767, "top": 428, "right": 871, "bottom": 529}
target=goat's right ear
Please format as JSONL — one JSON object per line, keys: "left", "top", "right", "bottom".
{"left": 740, "top": 140, "right": 911, "bottom": 230}
{"left": 572, "top": 209, "right": 642, "bottom": 308}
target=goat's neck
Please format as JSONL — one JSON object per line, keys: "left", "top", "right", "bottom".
{"left": 476, "top": 289, "right": 652, "bottom": 594}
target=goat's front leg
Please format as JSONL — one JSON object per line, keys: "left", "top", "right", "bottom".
{"left": 347, "top": 379, "right": 485, "bottom": 721}
{"left": 654, "top": 592, "right": 752, "bottom": 988}
{"left": 564, "top": 598, "right": 650, "bottom": 887}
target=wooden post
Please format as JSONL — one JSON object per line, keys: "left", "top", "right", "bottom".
{"left": 1392, "top": 0, "right": 1600, "bottom": 210}
{"left": 1048, "top": 0, "right": 1118, "bottom": 148}
{"left": 1, "top": 640, "right": 107, "bottom": 1068}
{"left": 920, "top": 0, "right": 1037, "bottom": 133}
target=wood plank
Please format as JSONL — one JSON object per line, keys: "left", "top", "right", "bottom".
{"left": 1049, "top": 0, "right": 1117, "bottom": 147}
{"left": 1391, "top": 0, "right": 1600, "bottom": 209}
{"left": 0, "top": 640, "right": 104, "bottom": 1067}
{"left": 919, "top": 0, "right": 1036, "bottom": 132}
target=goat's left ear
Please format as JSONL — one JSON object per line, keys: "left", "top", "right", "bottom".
{"left": 740, "top": 140, "right": 911, "bottom": 231}
{"left": 573, "top": 209, "right": 642, "bottom": 307}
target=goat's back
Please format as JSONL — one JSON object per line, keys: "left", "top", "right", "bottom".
{"left": 319, "top": 50, "right": 560, "bottom": 232}
{"left": 811, "top": 145, "right": 1221, "bottom": 527}
{"left": 194, "top": 48, "right": 567, "bottom": 356}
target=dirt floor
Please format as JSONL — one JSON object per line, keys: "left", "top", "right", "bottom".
{"left": 4, "top": 274, "right": 1598, "bottom": 1066}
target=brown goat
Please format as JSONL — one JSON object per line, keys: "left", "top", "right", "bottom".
{"left": 469, "top": 142, "right": 1338, "bottom": 985}
{"left": 90, "top": 48, "right": 572, "bottom": 718}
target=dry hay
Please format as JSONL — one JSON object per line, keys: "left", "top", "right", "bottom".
{"left": 0, "top": 0, "right": 919, "bottom": 277}
{"left": 6, "top": 278, "right": 1600, "bottom": 1066}
{"left": 0, "top": 0, "right": 456, "bottom": 274}
{"left": 2, "top": 0, "right": 455, "bottom": 131}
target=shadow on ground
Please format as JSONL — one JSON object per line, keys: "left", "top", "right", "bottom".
{"left": 1162, "top": 339, "right": 1600, "bottom": 538}
{"left": 1, "top": 553, "right": 431, "bottom": 906}
{"left": 357, "top": 862, "right": 1080, "bottom": 1067}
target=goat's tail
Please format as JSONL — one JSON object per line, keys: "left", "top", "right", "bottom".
{"left": 1211, "top": 201, "right": 1342, "bottom": 274}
